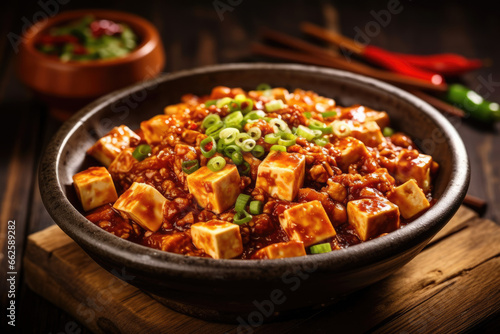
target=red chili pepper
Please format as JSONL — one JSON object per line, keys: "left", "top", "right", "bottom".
{"left": 388, "top": 52, "right": 482, "bottom": 76}
{"left": 188, "top": 123, "right": 198, "bottom": 130}
{"left": 363, "top": 45, "right": 444, "bottom": 85}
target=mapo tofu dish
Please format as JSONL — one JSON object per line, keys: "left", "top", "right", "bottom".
{"left": 73, "top": 85, "right": 438, "bottom": 260}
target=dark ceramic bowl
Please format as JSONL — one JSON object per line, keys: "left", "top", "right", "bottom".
{"left": 39, "top": 63, "right": 469, "bottom": 323}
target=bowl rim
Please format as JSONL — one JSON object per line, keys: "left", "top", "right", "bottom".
{"left": 20, "top": 9, "right": 159, "bottom": 68}
{"left": 39, "top": 63, "right": 470, "bottom": 279}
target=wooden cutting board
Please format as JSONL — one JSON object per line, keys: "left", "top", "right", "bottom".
{"left": 23, "top": 206, "right": 500, "bottom": 333}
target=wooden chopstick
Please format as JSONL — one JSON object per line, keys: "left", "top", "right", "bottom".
{"left": 463, "top": 194, "right": 488, "bottom": 213}
{"left": 257, "top": 28, "right": 465, "bottom": 117}
{"left": 301, "top": 22, "right": 365, "bottom": 54}
{"left": 252, "top": 41, "right": 446, "bottom": 93}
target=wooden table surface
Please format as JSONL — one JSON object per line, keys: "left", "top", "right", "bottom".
{"left": 1, "top": 0, "right": 499, "bottom": 333}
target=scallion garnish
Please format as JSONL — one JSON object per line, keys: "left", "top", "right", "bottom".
{"left": 241, "top": 139, "right": 256, "bottom": 152}
{"left": 132, "top": 144, "right": 151, "bottom": 161}
{"left": 249, "top": 200, "right": 263, "bottom": 215}
{"left": 322, "top": 111, "right": 337, "bottom": 118}
{"left": 269, "top": 118, "right": 291, "bottom": 133}
{"left": 233, "top": 210, "right": 253, "bottom": 225}
{"left": 256, "top": 83, "right": 271, "bottom": 91}
{"left": 383, "top": 127, "right": 394, "bottom": 137}
{"left": 207, "top": 156, "right": 226, "bottom": 172}
{"left": 247, "top": 127, "right": 262, "bottom": 141}
{"left": 310, "top": 243, "right": 332, "bottom": 254}
{"left": 278, "top": 133, "right": 297, "bottom": 147}
{"left": 224, "top": 111, "right": 243, "bottom": 127}
{"left": 265, "top": 99, "right": 286, "bottom": 112}
{"left": 181, "top": 159, "right": 199, "bottom": 174}
{"left": 231, "top": 151, "right": 244, "bottom": 165}
{"left": 314, "top": 137, "right": 329, "bottom": 146}
{"left": 220, "top": 128, "right": 240, "bottom": 145}
{"left": 200, "top": 137, "right": 217, "bottom": 158}
{"left": 238, "top": 161, "right": 251, "bottom": 176}
{"left": 296, "top": 125, "right": 321, "bottom": 141}
{"left": 235, "top": 193, "right": 251, "bottom": 213}
{"left": 264, "top": 133, "right": 280, "bottom": 144}
{"left": 270, "top": 145, "right": 286, "bottom": 152}
{"left": 251, "top": 145, "right": 265, "bottom": 158}
{"left": 202, "top": 114, "right": 221, "bottom": 129}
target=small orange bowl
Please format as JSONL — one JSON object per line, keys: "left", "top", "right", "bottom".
{"left": 16, "top": 9, "right": 165, "bottom": 115}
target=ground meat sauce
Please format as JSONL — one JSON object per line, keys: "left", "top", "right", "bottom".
{"left": 79, "top": 86, "right": 438, "bottom": 259}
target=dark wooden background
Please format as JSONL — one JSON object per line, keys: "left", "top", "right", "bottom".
{"left": 1, "top": 0, "right": 499, "bottom": 332}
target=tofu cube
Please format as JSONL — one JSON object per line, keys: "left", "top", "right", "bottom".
{"left": 113, "top": 182, "right": 167, "bottom": 232}
{"left": 252, "top": 241, "right": 306, "bottom": 259}
{"left": 140, "top": 115, "right": 175, "bottom": 144}
{"left": 350, "top": 121, "right": 384, "bottom": 147}
{"left": 365, "top": 110, "right": 390, "bottom": 129}
{"left": 334, "top": 137, "right": 370, "bottom": 171}
{"left": 87, "top": 125, "right": 141, "bottom": 167}
{"left": 73, "top": 167, "right": 118, "bottom": 211}
{"left": 395, "top": 149, "right": 433, "bottom": 191}
{"left": 191, "top": 220, "right": 243, "bottom": 259}
{"left": 255, "top": 151, "right": 305, "bottom": 201}
{"left": 388, "top": 180, "right": 430, "bottom": 219}
{"left": 279, "top": 200, "right": 337, "bottom": 247}
{"left": 187, "top": 164, "right": 241, "bottom": 214}
{"left": 347, "top": 198, "right": 400, "bottom": 241}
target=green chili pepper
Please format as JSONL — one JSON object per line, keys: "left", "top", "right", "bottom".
{"left": 446, "top": 84, "right": 500, "bottom": 122}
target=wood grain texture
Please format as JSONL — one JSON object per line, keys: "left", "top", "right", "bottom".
{"left": 22, "top": 206, "right": 500, "bottom": 334}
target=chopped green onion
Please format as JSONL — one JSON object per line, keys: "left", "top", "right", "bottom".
{"left": 243, "top": 110, "right": 265, "bottom": 122}
{"left": 220, "top": 128, "right": 240, "bottom": 145}
{"left": 224, "top": 144, "right": 241, "bottom": 157}
{"left": 241, "top": 139, "right": 256, "bottom": 152}
{"left": 264, "top": 133, "right": 280, "bottom": 144}
{"left": 234, "top": 94, "right": 246, "bottom": 102}
{"left": 256, "top": 83, "right": 271, "bottom": 91}
{"left": 319, "top": 125, "right": 333, "bottom": 134}
{"left": 251, "top": 145, "right": 265, "bottom": 158}
{"left": 269, "top": 118, "right": 291, "bottom": 133}
{"left": 270, "top": 145, "right": 286, "bottom": 152}
{"left": 322, "top": 111, "right": 337, "bottom": 118}
{"left": 235, "top": 193, "right": 251, "bottom": 213}
{"left": 204, "top": 99, "right": 217, "bottom": 107}
{"left": 383, "top": 127, "right": 395, "bottom": 137}
{"left": 308, "top": 119, "right": 327, "bottom": 130}
{"left": 249, "top": 200, "right": 263, "bottom": 215}
{"left": 296, "top": 125, "right": 321, "bottom": 141}
{"left": 200, "top": 137, "right": 217, "bottom": 158}
{"left": 331, "top": 120, "right": 352, "bottom": 138}
{"left": 207, "top": 156, "right": 226, "bottom": 172}
{"left": 238, "top": 161, "right": 251, "bottom": 176}
{"left": 265, "top": 99, "right": 286, "bottom": 112}
{"left": 310, "top": 243, "right": 332, "bottom": 254}
{"left": 233, "top": 210, "right": 253, "bottom": 225}
{"left": 132, "top": 144, "right": 152, "bottom": 161}
{"left": 235, "top": 133, "right": 251, "bottom": 147}
{"left": 229, "top": 100, "right": 241, "bottom": 112}
{"left": 181, "top": 159, "right": 199, "bottom": 174}
{"left": 217, "top": 138, "right": 227, "bottom": 153}
{"left": 314, "top": 137, "right": 329, "bottom": 146}
{"left": 216, "top": 97, "right": 233, "bottom": 108}
{"left": 304, "top": 112, "right": 312, "bottom": 119}
{"left": 205, "top": 121, "right": 224, "bottom": 138}
{"left": 224, "top": 111, "right": 243, "bottom": 127}
{"left": 247, "top": 127, "right": 262, "bottom": 140}
{"left": 240, "top": 98, "right": 254, "bottom": 114}
{"left": 202, "top": 114, "right": 221, "bottom": 129}
{"left": 278, "top": 133, "right": 297, "bottom": 147}
{"left": 231, "top": 151, "right": 244, "bottom": 165}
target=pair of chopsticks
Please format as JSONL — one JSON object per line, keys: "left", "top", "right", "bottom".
{"left": 252, "top": 24, "right": 465, "bottom": 117}
{"left": 251, "top": 24, "right": 488, "bottom": 212}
